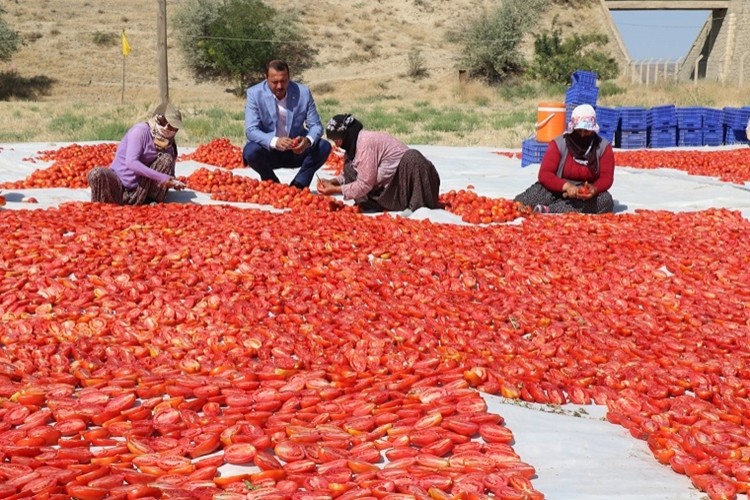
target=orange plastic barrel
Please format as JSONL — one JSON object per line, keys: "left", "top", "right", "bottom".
{"left": 536, "top": 102, "right": 566, "bottom": 142}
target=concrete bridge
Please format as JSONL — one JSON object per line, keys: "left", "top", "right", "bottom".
{"left": 600, "top": 0, "right": 750, "bottom": 84}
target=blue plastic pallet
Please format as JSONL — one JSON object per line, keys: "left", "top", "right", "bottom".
{"left": 521, "top": 138, "right": 549, "bottom": 167}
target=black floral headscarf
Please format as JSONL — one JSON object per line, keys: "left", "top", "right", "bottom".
{"left": 325, "top": 114, "right": 364, "bottom": 161}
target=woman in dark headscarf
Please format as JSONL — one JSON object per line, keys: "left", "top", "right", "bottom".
{"left": 514, "top": 104, "right": 615, "bottom": 214}
{"left": 87, "top": 102, "right": 186, "bottom": 205}
{"left": 317, "top": 114, "right": 442, "bottom": 212}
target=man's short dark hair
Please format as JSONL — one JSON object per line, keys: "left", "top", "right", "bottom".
{"left": 266, "top": 60, "right": 290, "bottom": 76}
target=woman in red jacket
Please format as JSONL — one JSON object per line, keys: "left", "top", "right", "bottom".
{"left": 515, "top": 104, "right": 615, "bottom": 214}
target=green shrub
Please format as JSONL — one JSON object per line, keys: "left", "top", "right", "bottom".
{"left": 454, "top": 0, "right": 548, "bottom": 83}
{"left": 529, "top": 26, "right": 619, "bottom": 85}
{"left": 598, "top": 80, "right": 625, "bottom": 97}
{"left": 173, "top": 0, "right": 317, "bottom": 94}
{"left": 407, "top": 48, "right": 428, "bottom": 79}
{"left": 92, "top": 31, "right": 116, "bottom": 46}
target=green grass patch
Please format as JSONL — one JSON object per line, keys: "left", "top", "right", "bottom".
{"left": 0, "top": 131, "right": 34, "bottom": 142}
{"left": 48, "top": 113, "right": 87, "bottom": 137}
{"left": 355, "top": 108, "right": 395, "bottom": 130}
{"left": 490, "top": 110, "right": 536, "bottom": 130}
{"left": 187, "top": 116, "right": 244, "bottom": 143}
{"left": 406, "top": 132, "right": 442, "bottom": 145}
{"left": 474, "top": 96, "right": 491, "bottom": 107}
{"left": 424, "top": 109, "right": 480, "bottom": 133}
{"left": 319, "top": 97, "right": 340, "bottom": 108}
{"left": 201, "top": 107, "right": 233, "bottom": 121}
{"left": 92, "top": 122, "right": 129, "bottom": 141}
{"left": 357, "top": 94, "right": 399, "bottom": 104}
{"left": 396, "top": 107, "right": 428, "bottom": 124}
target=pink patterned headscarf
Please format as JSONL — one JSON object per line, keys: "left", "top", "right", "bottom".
{"left": 567, "top": 104, "right": 599, "bottom": 133}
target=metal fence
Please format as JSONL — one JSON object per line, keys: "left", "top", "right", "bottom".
{"left": 627, "top": 59, "right": 683, "bottom": 84}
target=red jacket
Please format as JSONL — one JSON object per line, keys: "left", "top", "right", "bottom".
{"left": 538, "top": 138, "right": 615, "bottom": 194}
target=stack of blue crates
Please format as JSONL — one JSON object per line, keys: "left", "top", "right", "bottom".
{"left": 648, "top": 105, "right": 677, "bottom": 148}
{"left": 595, "top": 106, "right": 619, "bottom": 145}
{"left": 702, "top": 107, "right": 724, "bottom": 146}
{"left": 722, "top": 107, "right": 750, "bottom": 145}
{"left": 521, "top": 138, "right": 549, "bottom": 167}
{"left": 618, "top": 107, "right": 648, "bottom": 149}
{"left": 676, "top": 106, "right": 703, "bottom": 147}
{"left": 565, "top": 70, "right": 599, "bottom": 123}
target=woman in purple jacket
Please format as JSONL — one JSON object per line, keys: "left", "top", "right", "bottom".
{"left": 88, "top": 103, "right": 186, "bottom": 205}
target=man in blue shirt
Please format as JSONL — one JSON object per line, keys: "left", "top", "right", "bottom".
{"left": 242, "top": 60, "right": 331, "bottom": 189}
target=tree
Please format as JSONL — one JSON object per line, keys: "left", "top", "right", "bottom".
{"left": 454, "top": 0, "right": 548, "bottom": 83}
{"left": 530, "top": 27, "right": 619, "bottom": 84}
{"left": 0, "top": 7, "right": 21, "bottom": 63}
{"left": 173, "top": 0, "right": 317, "bottom": 94}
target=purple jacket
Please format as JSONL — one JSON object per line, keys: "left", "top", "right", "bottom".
{"left": 110, "top": 122, "right": 174, "bottom": 189}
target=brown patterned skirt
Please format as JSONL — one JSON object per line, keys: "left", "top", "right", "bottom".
{"left": 514, "top": 181, "right": 614, "bottom": 214}
{"left": 88, "top": 152, "right": 176, "bottom": 205}
{"left": 343, "top": 149, "right": 442, "bottom": 212}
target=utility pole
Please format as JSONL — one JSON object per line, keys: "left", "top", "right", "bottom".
{"left": 157, "top": 0, "right": 169, "bottom": 104}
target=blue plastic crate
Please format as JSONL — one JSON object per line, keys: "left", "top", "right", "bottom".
{"left": 521, "top": 138, "right": 549, "bottom": 167}
{"left": 618, "top": 130, "right": 647, "bottom": 149}
{"left": 595, "top": 106, "right": 620, "bottom": 131}
{"left": 724, "top": 126, "right": 748, "bottom": 145}
{"left": 649, "top": 127, "right": 677, "bottom": 148}
{"left": 619, "top": 107, "right": 648, "bottom": 131}
{"left": 676, "top": 107, "right": 703, "bottom": 129}
{"left": 599, "top": 128, "right": 615, "bottom": 145}
{"left": 565, "top": 86, "right": 599, "bottom": 107}
{"left": 648, "top": 105, "right": 677, "bottom": 128}
{"left": 702, "top": 108, "right": 723, "bottom": 129}
{"left": 723, "top": 107, "right": 739, "bottom": 126}
{"left": 678, "top": 129, "right": 703, "bottom": 147}
{"left": 702, "top": 128, "right": 723, "bottom": 146}
{"left": 571, "top": 69, "right": 598, "bottom": 87}
{"left": 723, "top": 107, "right": 750, "bottom": 129}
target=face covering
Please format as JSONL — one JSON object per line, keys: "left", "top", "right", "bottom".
{"left": 158, "top": 125, "right": 177, "bottom": 140}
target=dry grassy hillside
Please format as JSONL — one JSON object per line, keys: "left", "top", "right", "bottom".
{"left": 3, "top": 0, "right": 745, "bottom": 146}
{"left": 3, "top": 0, "right": 619, "bottom": 106}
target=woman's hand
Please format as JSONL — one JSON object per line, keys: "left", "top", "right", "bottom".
{"left": 164, "top": 178, "right": 186, "bottom": 191}
{"left": 317, "top": 178, "right": 341, "bottom": 195}
{"left": 562, "top": 182, "right": 579, "bottom": 199}
{"left": 577, "top": 182, "right": 597, "bottom": 200}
